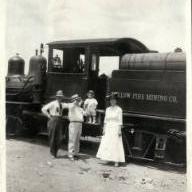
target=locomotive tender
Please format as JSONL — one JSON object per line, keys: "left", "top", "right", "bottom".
{"left": 6, "top": 38, "right": 186, "bottom": 166}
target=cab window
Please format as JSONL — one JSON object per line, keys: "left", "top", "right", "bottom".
{"left": 50, "top": 48, "right": 86, "bottom": 73}
{"left": 52, "top": 50, "right": 63, "bottom": 69}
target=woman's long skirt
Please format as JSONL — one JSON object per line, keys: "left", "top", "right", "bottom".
{"left": 96, "top": 123, "right": 125, "bottom": 162}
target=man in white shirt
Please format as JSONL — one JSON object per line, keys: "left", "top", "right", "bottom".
{"left": 62, "top": 94, "right": 84, "bottom": 161}
{"left": 42, "top": 90, "right": 66, "bottom": 158}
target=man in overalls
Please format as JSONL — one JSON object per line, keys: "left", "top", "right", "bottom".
{"left": 42, "top": 90, "right": 65, "bottom": 158}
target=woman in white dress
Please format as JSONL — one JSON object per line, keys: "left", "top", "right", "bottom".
{"left": 96, "top": 93, "right": 125, "bottom": 167}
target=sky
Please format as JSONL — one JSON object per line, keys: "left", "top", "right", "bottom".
{"left": 5, "top": 0, "right": 187, "bottom": 75}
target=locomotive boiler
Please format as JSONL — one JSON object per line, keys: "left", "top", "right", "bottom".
{"left": 5, "top": 38, "right": 186, "bottom": 166}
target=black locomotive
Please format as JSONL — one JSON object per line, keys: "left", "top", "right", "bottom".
{"left": 6, "top": 38, "right": 186, "bottom": 166}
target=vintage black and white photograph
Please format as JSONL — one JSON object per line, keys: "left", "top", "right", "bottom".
{"left": 2, "top": 0, "right": 190, "bottom": 191}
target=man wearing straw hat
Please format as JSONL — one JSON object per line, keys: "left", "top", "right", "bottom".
{"left": 63, "top": 94, "right": 84, "bottom": 161}
{"left": 42, "top": 90, "right": 66, "bottom": 158}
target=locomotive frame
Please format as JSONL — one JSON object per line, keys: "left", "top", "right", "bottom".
{"left": 6, "top": 38, "right": 186, "bottom": 167}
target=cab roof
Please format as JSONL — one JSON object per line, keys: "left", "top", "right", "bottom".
{"left": 47, "top": 38, "right": 151, "bottom": 55}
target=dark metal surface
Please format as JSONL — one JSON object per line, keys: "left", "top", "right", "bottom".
{"left": 8, "top": 54, "right": 25, "bottom": 75}
{"left": 45, "top": 72, "right": 88, "bottom": 101}
{"left": 28, "top": 54, "right": 47, "bottom": 84}
{"left": 47, "top": 38, "right": 150, "bottom": 54}
{"left": 120, "top": 52, "right": 185, "bottom": 70}
{"left": 28, "top": 54, "right": 47, "bottom": 103}
{"left": 110, "top": 78, "right": 185, "bottom": 119}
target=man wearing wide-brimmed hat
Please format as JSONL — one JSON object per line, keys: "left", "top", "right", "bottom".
{"left": 42, "top": 90, "right": 66, "bottom": 158}
{"left": 62, "top": 94, "right": 84, "bottom": 160}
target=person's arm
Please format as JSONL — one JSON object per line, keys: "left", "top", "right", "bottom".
{"left": 119, "top": 108, "right": 123, "bottom": 126}
{"left": 83, "top": 99, "right": 88, "bottom": 110}
{"left": 79, "top": 99, "right": 83, "bottom": 107}
{"left": 82, "top": 109, "right": 86, "bottom": 116}
{"left": 61, "top": 103, "right": 69, "bottom": 109}
{"left": 103, "top": 108, "right": 108, "bottom": 135}
{"left": 58, "top": 57, "right": 61, "bottom": 64}
{"left": 41, "top": 102, "right": 52, "bottom": 119}
{"left": 92, "top": 99, "right": 98, "bottom": 110}
{"left": 118, "top": 108, "right": 123, "bottom": 136}
{"left": 95, "top": 99, "right": 98, "bottom": 106}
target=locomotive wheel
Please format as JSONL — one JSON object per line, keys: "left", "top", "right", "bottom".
{"left": 6, "top": 115, "right": 24, "bottom": 138}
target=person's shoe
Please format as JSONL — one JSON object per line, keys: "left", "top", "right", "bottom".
{"left": 69, "top": 156, "right": 75, "bottom": 161}
{"left": 88, "top": 118, "right": 92, "bottom": 124}
{"left": 51, "top": 155, "right": 55, "bottom": 159}
{"left": 114, "top": 162, "right": 119, "bottom": 167}
{"left": 50, "top": 152, "right": 57, "bottom": 158}
{"left": 74, "top": 155, "right": 79, "bottom": 160}
{"left": 53, "top": 152, "right": 57, "bottom": 158}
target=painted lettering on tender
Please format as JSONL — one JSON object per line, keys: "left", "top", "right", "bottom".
{"left": 132, "top": 93, "right": 145, "bottom": 100}
{"left": 113, "top": 92, "right": 178, "bottom": 103}
{"left": 118, "top": 92, "right": 131, "bottom": 99}
{"left": 146, "top": 94, "right": 168, "bottom": 102}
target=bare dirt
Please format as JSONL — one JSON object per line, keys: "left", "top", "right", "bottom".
{"left": 6, "top": 136, "right": 186, "bottom": 192}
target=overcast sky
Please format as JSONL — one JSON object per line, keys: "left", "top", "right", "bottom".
{"left": 5, "top": 0, "right": 186, "bottom": 74}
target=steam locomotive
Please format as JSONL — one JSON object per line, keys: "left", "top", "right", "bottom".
{"left": 6, "top": 38, "right": 186, "bottom": 166}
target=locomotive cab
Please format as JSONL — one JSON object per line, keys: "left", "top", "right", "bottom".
{"left": 45, "top": 38, "right": 149, "bottom": 108}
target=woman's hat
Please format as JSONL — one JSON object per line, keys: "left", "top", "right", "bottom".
{"left": 56, "top": 90, "right": 65, "bottom": 97}
{"left": 106, "top": 92, "right": 119, "bottom": 100}
{"left": 71, "top": 94, "right": 82, "bottom": 102}
{"left": 87, "top": 90, "right": 95, "bottom": 96}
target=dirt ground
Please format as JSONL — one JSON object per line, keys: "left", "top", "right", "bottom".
{"left": 6, "top": 136, "right": 186, "bottom": 192}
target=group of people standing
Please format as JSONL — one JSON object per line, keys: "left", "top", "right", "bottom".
{"left": 41, "top": 90, "right": 125, "bottom": 167}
